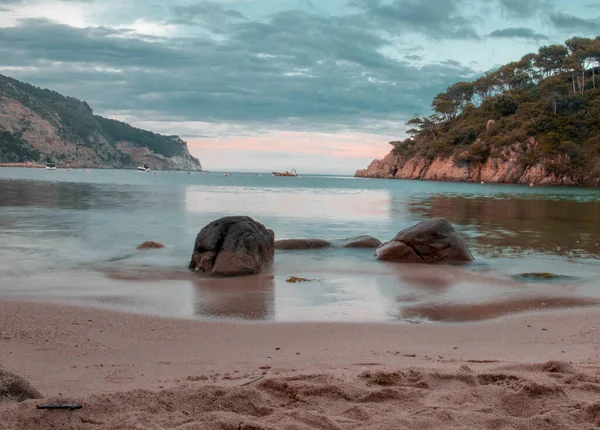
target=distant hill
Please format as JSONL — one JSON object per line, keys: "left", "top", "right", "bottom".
{"left": 357, "top": 36, "right": 600, "bottom": 186}
{"left": 0, "top": 74, "right": 202, "bottom": 170}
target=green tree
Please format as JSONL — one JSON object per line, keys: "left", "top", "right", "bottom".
{"left": 431, "top": 93, "right": 458, "bottom": 121}
{"left": 406, "top": 116, "right": 440, "bottom": 141}
{"left": 565, "top": 37, "right": 594, "bottom": 93}
{"left": 585, "top": 38, "right": 600, "bottom": 89}
{"left": 535, "top": 45, "right": 568, "bottom": 78}
{"left": 473, "top": 75, "right": 494, "bottom": 104}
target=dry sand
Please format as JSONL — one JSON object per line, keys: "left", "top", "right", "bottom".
{"left": 2, "top": 300, "right": 600, "bottom": 429}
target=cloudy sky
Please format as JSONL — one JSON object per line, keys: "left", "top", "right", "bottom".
{"left": 0, "top": 0, "right": 598, "bottom": 173}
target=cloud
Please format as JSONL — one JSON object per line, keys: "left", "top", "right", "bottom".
{"left": 348, "top": 0, "right": 480, "bottom": 40}
{"left": 497, "top": 0, "right": 544, "bottom": 18}
{"left": 549, "top": 12, "right": 599, "bottom": 33}
{"left": 0, "top": 14, "right": 476, "bottom": 135}
{"left": 171, "top": 1, "right": 247, "bottom": 29}
{"left": 488, "top": 27, "right": 548, "bottom": 41}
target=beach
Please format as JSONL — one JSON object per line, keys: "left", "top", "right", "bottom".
{"left": 2, "top": 299, "right": 600, "bottom": 429}
{"left": 1, "top": 169, "right": 599, "bottom": 428}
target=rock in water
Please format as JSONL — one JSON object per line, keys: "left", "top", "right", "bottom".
{"left": 189, "top": 216, "right": 275, "bottom": 277}
{"left": 334, "top": 235, "right": 382, "bottom": 248}
{"left": 0, "top": 369, "right": 42, "bottom": 404}
{"left": 375, "top": 219, "right": 474, "bottom": 264}
{"left": 275, "top": 235, "right": 382, "bottom": 250}
{"left": 136, "top": 241, "right": 165, "bottom": 250}
{"left": 275, "top": 239, "right": 332, "bottom": 250}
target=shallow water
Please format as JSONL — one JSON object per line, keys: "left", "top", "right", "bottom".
{"left": 0, "top": 167, "right": 599, "bottom": 323}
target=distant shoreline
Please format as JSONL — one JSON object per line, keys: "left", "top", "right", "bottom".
{"left": 0, "top": 162, "right": 45, "bottom": 168}
{"left": 0, "top": 163, "right": 201, "bottom": 172}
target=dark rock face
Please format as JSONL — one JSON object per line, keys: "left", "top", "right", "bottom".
{"left": 375, "top": 219, "right": 474, "bottom": 264}
{"left": 136, "top": 241, "right": 165, "bottom": 250}
{"left": 274, "top": 239, "right": 331, "bottom": 250}
{"left": 334, "top": 235, "right": 382, "bottom": 249}
{"left": 0, "top": 369, "right": 42, "bottom": 404}
{"left": 189, "top": 216, "right": 275, "bottom": 277}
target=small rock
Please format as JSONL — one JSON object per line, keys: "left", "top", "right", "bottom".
{"left": 136, "top": 241, "right": 166, "bottom": 250}
{"left": 0, "top": 369, "right": 43, "bottom": 403}
{"left": 286, "top": 276, "right": 313, "bottom": 283}
{"left": 332, "top": 235, "right": 382, "bottom": 248}
{"left": 275, "top": 239, "right": 331, "bottom": 250}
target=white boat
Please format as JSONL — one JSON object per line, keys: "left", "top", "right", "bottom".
{"left": 45, "top": 163, "right": 56, "bottom": 171}
{"left": 137, "top": 164, "right": 151, "bottom": 172}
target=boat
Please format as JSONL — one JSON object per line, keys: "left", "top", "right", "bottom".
{"left": 45, "top": 163, "right": 56, "bottom": 171}
{"left": 273, "top": 168, "right": 297, "bottom": 177}
{"left": 137, "top": 164, "right": 151, "bottom": 172}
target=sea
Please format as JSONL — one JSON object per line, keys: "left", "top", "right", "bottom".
{"left": 0, "top": 167, "right": 599, "bottom": 323}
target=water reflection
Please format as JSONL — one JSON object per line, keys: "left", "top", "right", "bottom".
{"left": 406, "top": 195, "right": 600, "bottom": 258}
{"left": 185, "top": 186, "right": 391, "bottom": 221}
{"left": 399, "top": 296, "right": 600, "bottom": 322}
{"left": 192, "top": 274, "right": 275, "bottom": 320}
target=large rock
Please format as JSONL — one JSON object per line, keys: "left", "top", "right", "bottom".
{"left": 275, "top": 239, "right": 331, "bottom": 250}
{"left": 189, "top": 216, "right": 275, "bottom": 277}
{"left": 375, "top": 219, "right": 474, "bottom": 264}
{"left": 0, "top": 369, "right": 42, "bottom": 404}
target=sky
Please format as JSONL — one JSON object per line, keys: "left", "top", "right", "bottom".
{"left": 0, "top": 0, "right": 598, "bottom": 173}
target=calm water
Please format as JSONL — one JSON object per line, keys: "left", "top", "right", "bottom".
{"left": 0, "top": 167, "right": 599, "bottom": 323}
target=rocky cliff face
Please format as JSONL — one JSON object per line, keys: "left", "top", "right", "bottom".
{"left": 0, "top": 74, "right": 202, "bottom": 170}
{"left": 356, "top": 138, "right": 600, "bottom": 187}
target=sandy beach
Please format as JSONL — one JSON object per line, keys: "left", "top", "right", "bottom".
{"left": 1, "top": 300, "right": 600, "bottom": 429}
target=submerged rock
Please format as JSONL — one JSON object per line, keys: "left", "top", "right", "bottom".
{"left": 276, "top": 235, "right": 382, "bottom": 250}
{"left": 375, "top": 219, "right": 474, "bottom": 264}
{"left": 512, "top": 273, "right": 578, "bottom": 282}
{"left": 189, "top": 216, "right": 274, "bottom": 277}
{"left": 0, "top": 369, "right": 42, "bottom": 404}
{"left": 333, "top": 235, "right": 382, "bottom": 249}
{"left": 286, "top": 276, "right": 314, "bottom": 283}
{"left": 136, "top": 241, "right": 165, "bottom": 250}
{"left": 275, "top": 239, "right": 331, "bottom": 250}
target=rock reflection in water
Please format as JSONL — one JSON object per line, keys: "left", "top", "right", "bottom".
{"left": 400, "top": 296, "right": 600, "bottom": 322}
{"left": 407, "top": 195, "right": 600, "bottom": 257}
{"left": 192, "top": 274, "right": 275, "bottom": 320}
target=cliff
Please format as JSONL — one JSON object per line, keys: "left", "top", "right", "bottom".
{"left": 356, "top": 137, "right": 600, "bottom": 186}
{"left": 356, "top": 36, "right": 600, "bottom": 186}
{"left": 0, "top": 74, "right": 202, "bottom": 170}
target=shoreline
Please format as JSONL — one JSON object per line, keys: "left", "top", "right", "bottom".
{"left": 2, "top": 299, "right": 600, "bottom": 428}
{"left": 355, "top": 173, "right": 600, "bottom": 189}
{"left": 0, "top": 162, "right": 45, "bottom": 169}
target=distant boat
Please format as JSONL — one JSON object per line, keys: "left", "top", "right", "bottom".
{"left": 45, "top": 163, "right": 56, "bottom": 171}
{"left": 137, "top": 164, "right": 151, "bottom": 172}
{"left": 273, "top": 168, "right": 297, "bottom": 177}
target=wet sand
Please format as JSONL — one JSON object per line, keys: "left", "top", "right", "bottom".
{"left": 2, "top": 300, "right": 600, "bottom": 429}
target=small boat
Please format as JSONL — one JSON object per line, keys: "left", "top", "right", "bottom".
{"left": 45, "top": 163, "right": 57, "bottom": 171}
{"left": 273, "top": 168, "right": 297, "bottom": 177}
{"left": 137, "top": 164, "right": 151, "bottom": 172}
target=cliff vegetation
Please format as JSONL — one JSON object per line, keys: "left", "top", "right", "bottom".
{"left": 357, "top": 36, "right": 600, "bottom": 186}
{"left": 0, "top": 74, "right": 202, "bottom": 170}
